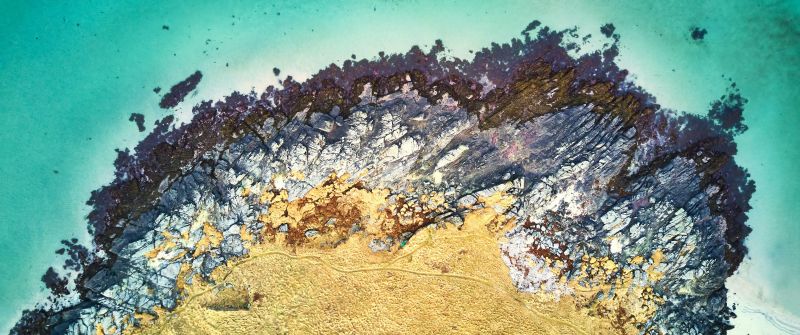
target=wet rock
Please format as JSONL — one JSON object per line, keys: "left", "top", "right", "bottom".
{"left": 158, "top": 70, "right": 202, "bottom": 109}
{"left": 128, "top": 113, "right": 145, "bottom": 132}
{"left": 600, "top": 23, "right": 616, "bottom": 38}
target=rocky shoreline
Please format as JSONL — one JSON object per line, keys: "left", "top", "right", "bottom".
{"left": 13, "top": 22, "right": 753, "bottom": 334}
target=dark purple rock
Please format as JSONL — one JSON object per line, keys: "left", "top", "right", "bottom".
{"left": 128, "top": 113, "right": 145, "bottom": 132}
{"left": 158, "top": 71, "right": 203, "bottom": 109}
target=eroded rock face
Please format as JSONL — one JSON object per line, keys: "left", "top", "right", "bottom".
{"left": 13, "top": 23, "right": 752, "bottom": 335}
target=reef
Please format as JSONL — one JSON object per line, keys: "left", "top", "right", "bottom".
{"left": 13, "top": 22, "right": 753, "bottom": 335}
{"left": 158, "top": 70, "right": 203, "bottom": 109}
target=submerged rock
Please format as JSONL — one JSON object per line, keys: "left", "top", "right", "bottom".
{"left": 158, "top": 70, "right": 203, "bottom": 109}
{"left": 128, "top": 113, "right": 145, "bottom": 132}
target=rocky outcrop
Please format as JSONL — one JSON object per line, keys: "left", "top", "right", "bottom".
{"left": 13, "top": 22, "right": 753, "bottom": 335}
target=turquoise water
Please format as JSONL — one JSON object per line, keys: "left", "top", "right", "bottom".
{"left": 1, "top": 1, "right": 798, "bottom": 333}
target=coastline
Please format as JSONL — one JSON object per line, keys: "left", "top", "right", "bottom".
{"left": 1, "top": 1, "right": 798, "bottom": 333}
{"left": 727, "top": 264, "right": 800, "bottom": 334}
{"left": 12, "top": 18, "right": 754, "bottom": 333}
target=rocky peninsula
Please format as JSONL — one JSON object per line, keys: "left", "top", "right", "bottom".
{"left": 13, "top": 22, "right": 753, "bottom": 335}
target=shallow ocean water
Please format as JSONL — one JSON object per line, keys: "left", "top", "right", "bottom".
{"left": 0, "top": 1, "right": 798, "bottom": 333}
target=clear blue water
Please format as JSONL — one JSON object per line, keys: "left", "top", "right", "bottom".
{"left": 1, "top": 1, "right": 798, "bottom": 333}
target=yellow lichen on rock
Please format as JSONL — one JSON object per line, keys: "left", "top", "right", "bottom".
{"left": 193, "top": 221, "right": 223, "bottom": 257}
{"left": 568, "top": 250, "right": 667, "bottom": 332}
{"left": 126, "top": 175, "right": 653, "bottom": 335}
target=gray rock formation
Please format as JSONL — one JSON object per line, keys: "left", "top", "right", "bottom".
{"left": 13, "top": 23, "right": 752, "bottom": 335}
